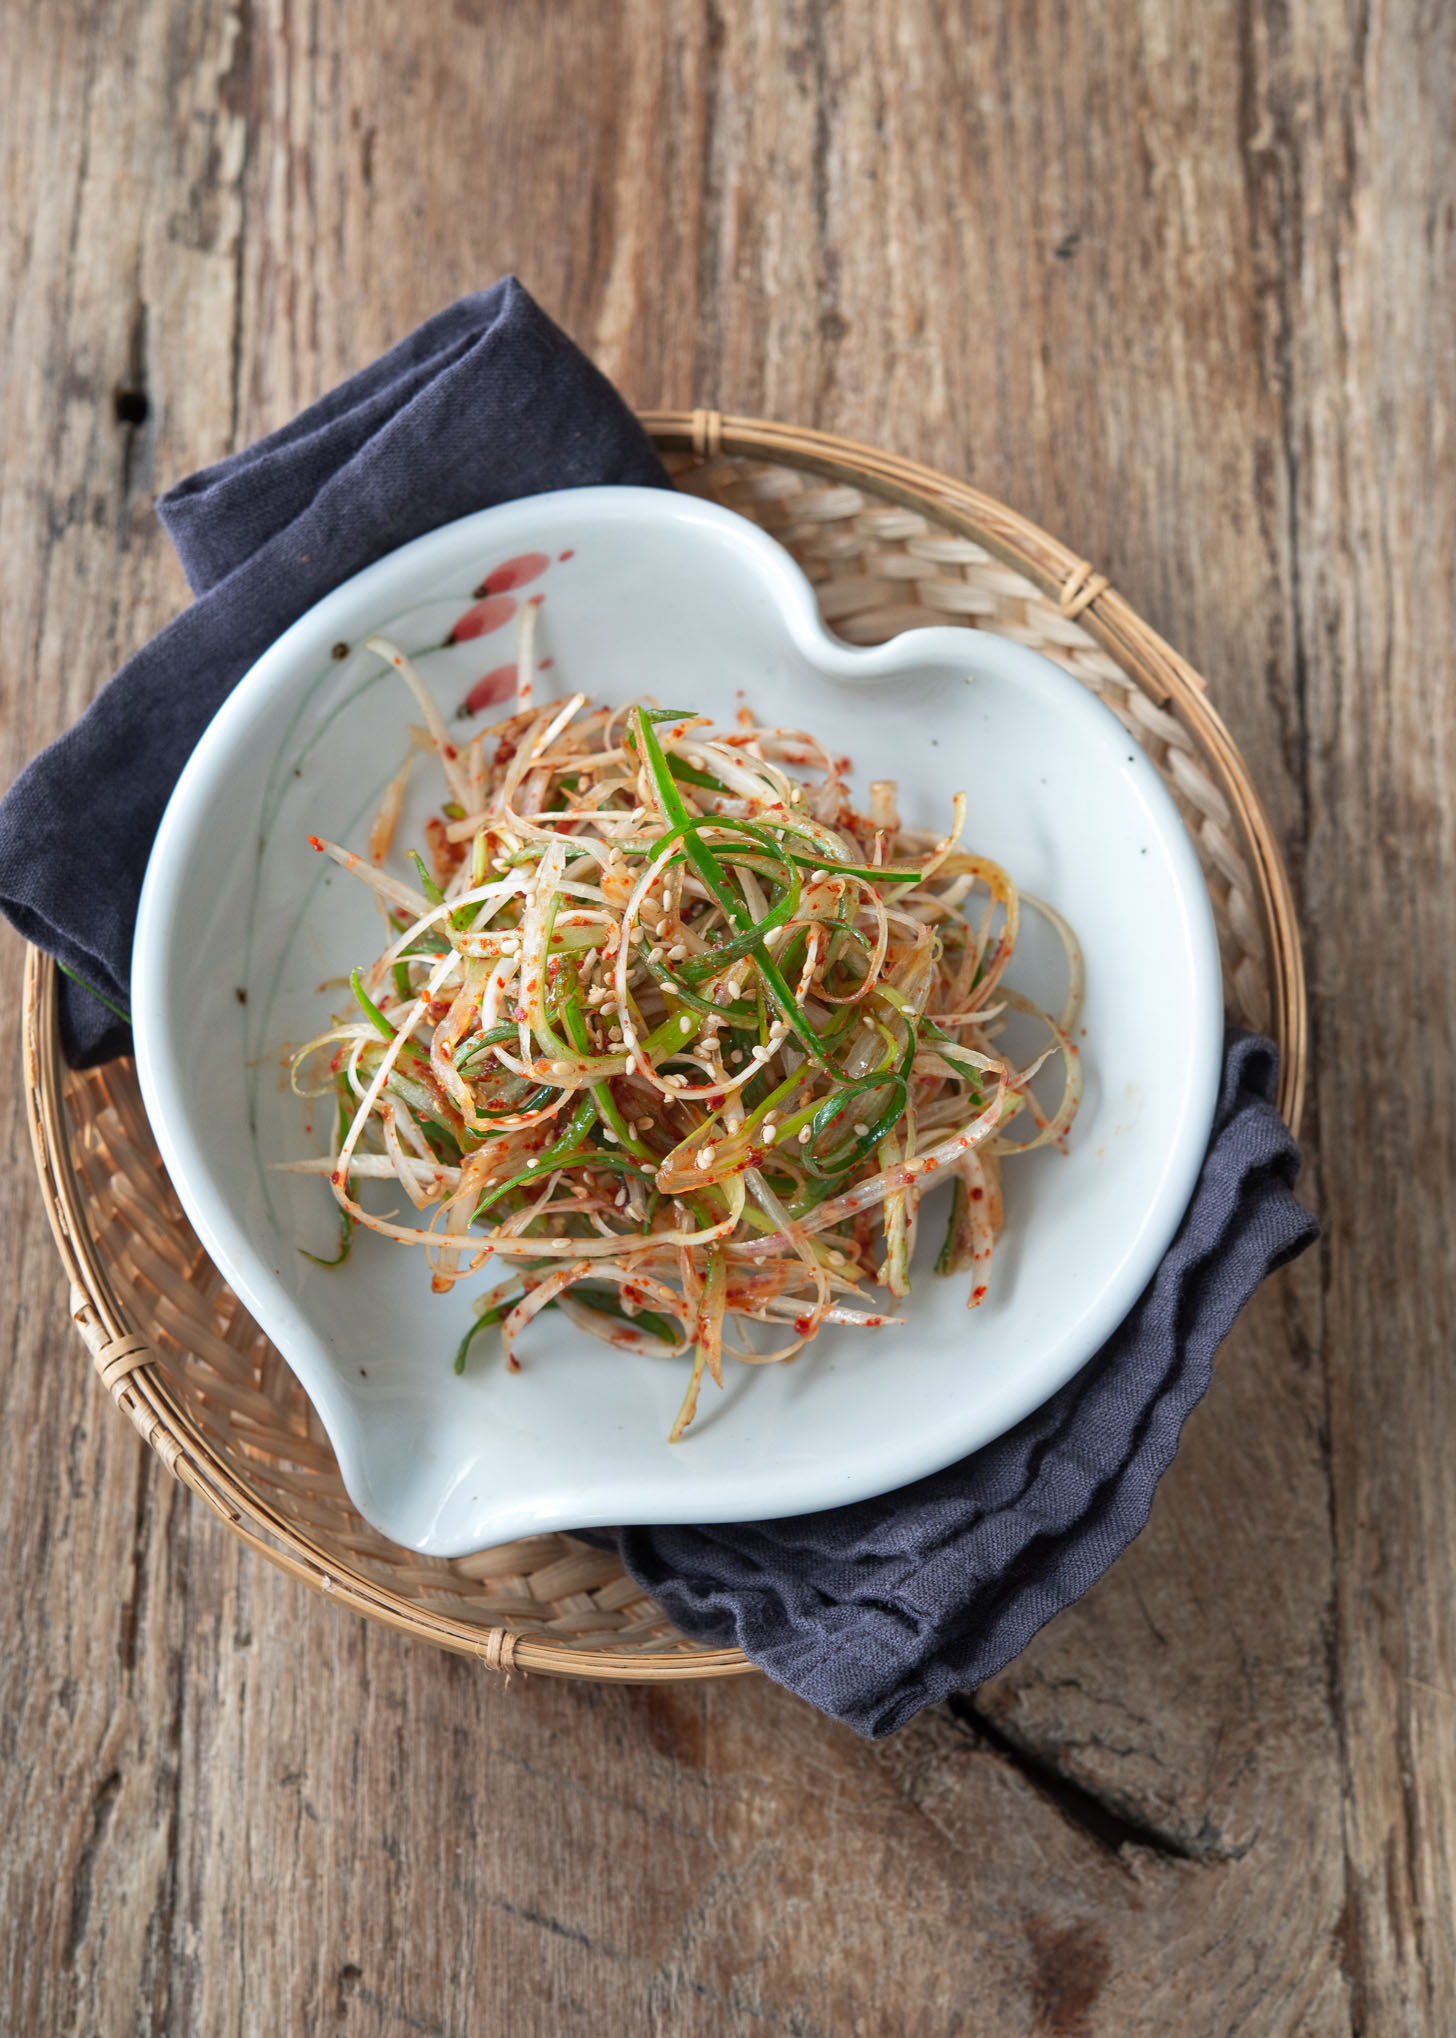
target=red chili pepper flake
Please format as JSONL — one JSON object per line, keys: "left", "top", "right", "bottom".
{"left": 307, "top": 834, "right": 325, "bottom": 851}
{"left": 794, "top": 1315, "right": 814, "bottom": 1335}
{"left": 558, "top": 549, "right": 575, "bottom": 562}
{"left": 970, "top": 1186, "right": 984, "bottom": 1201}
{"left": 442, "top": 743, "right": 458, "bottom": 761}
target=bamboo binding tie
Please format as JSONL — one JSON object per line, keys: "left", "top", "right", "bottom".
{"left": 93, "top": 1332, "right": 152, "bottom": 1394}
{"left": 689, "top": 408, "right": 724, "bottom": 458}
{"left": 481, "top": 1627, "right": 521, "bottom": 1674}
{"left": 1058, "top": 557, "right": 1111, "bottom": 620}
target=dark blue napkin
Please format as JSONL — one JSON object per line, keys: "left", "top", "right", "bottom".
{"left": 0, "top": 287, "right": 1315, "bottom": 1735}
{"left": 590, "top": 1031, "right": 1315, "bottom": 1735}
{"left": 0, "top": 277, "right": 669, "bottom": 1065}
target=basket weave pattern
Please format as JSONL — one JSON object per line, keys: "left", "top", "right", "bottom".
{"left": 667, "top": 451, "right": 1275, "bottom": 1035}
{"left": 22, "top": 418, "right": 1305, "bottom": 1682}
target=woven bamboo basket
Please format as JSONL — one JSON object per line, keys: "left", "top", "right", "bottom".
{"left": 21, "top": 413, "right": 1306, "bottom": 1684}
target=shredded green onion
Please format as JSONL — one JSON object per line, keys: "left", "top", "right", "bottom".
{"left": 281, "top": 626, "right": 1084, "bottom": 1436}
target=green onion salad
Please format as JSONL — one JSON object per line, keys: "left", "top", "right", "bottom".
{"left": 280, "top": 620, "right": 1084, "bottom": 1441}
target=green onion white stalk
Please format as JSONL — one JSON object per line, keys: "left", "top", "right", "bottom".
{"left": 279, "top": 624, "right": 1084, "bottom": 1439}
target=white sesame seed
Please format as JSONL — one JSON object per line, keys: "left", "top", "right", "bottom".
{"left": 729, "top": 1050, "right": 743, "bottom": 1065}
{"left": 526, "top": 1157, "right": 540, "bottom": 1168}
{"left": 668, "top": 943, "right": 687, "bottom": 961}
{"left": 853, "top": 1121, "right": 870, "bottom": 1136}
{"left": 828, "top": 1250, "right": 846, "bottom": 1267}
{"left": 762, "top": 1124, "right": 778, "bottom": 1144}
{"left": 696, "top": 1145, "right": 716, "bottom": 1169}
{"left": 551, "top": 1060, "right": 574, "bottom": 1075}
{"left": 679, "top": 1015, "right": 693, "bottom": 1032}
{"left": 798, "top": 1126, "right": 812, "bottom": 1144}
{"left": 602, "top": 1127, "right": 619, "bottom": 1143}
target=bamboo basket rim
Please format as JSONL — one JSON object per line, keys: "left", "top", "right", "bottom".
{"left": 20, "top": 411, "right": 1307, "bottom": 1683}
{"left": 643, "top": 411, "right": 1305, "bottom": 1133}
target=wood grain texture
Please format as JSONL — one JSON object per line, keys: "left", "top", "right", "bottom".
{"left": 0, "top": 1, "right": 1449, "bottom": 2031}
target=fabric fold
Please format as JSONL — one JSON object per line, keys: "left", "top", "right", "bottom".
{"left": 0, "top": 276, "right": 669, "bottom": 1063}
{"left": 597, "top": 1032, "right": 1316, "bottom": 1736}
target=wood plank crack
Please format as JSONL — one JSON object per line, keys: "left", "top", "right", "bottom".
{"left": 63, "top": 1768, "right": 121, "bottom": 1968}
{"left": 946, "top": 1695, "right": 1246, "bottom": 1864}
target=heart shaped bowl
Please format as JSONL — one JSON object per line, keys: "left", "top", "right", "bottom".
{"left": 24, "top": 416, "right": 1303, "bottom": 1679}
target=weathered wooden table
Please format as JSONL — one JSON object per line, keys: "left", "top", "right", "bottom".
{"left": 3, "top": 4, "right": 1451, "bottom": 2032}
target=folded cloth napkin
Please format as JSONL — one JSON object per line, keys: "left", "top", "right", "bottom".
{"left": 1, "top": 287, "right": 1316, "bottom": 1736}
{"left": 587, "top": 1031, "right": 1316, "bottom": 1736}
{"left": 0, "top": 276, "right": 669, "bottom": 1065}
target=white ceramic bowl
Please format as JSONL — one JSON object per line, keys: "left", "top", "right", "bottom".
{"left": 133, "top": 486, "right": 1222, "bottom": 1557}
